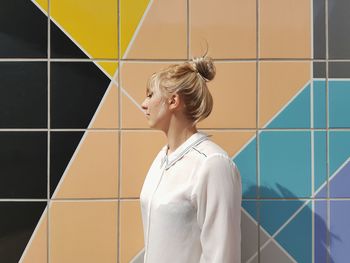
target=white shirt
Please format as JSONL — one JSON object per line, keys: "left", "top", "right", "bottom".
{"left": 140, "top": 131, "right": 242, "bottom": 263}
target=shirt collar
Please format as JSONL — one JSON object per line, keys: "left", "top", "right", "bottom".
{"left": 160, "top": 131, "right": 211, "bottom": 170}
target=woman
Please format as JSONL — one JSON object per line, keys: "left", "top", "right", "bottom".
{"left": 140, "top": 56, "right": 242, "bottom": 263}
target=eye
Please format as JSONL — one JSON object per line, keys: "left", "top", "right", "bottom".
{"left": 147, "top": 92, "right": 153, "bottom": 98}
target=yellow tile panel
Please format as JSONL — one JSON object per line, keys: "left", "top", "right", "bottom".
{"left": 191, "top": 0, "right": 256, "bottom": 58}
{"left": 198, "top": 62, "right": 256, "bottom": 128}
{"left": 121, "top": 131, "right": 166, "bottom": 198}
{"left": 50, "top": 0, "right": 118, "bottom": 59}
{"left": 49, "top": 201, "right": 118, "bottom": 263}
{"left": 54, "top": 131, "right": 118, "bottom": 199}
{"left": 260, "top": 0, "right": 311, "bottom": 58}
{"left": 120, "top": 201, "right": 144, "bottom": 263}
{"left": 259, "top": 61, "right": 310, "bottom": 127}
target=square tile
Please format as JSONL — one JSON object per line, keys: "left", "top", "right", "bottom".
{"left": 51, "top": 62, "right": 111, "bottom": 129}
{"left": 120, "top": 62, "right": 171, "bottom": 128}
{"left": 259, "top": 0, "right": 311, "bottom": 59}
{"left": 49, "top": 201, "right": 117, "bottom": 263}
{"left": 0, "top": 0, "right": 47, "bottom": 58}
{"left": 330, "top": 200, "right": 350, "bottom": 263}
{"left": 121, "top": 130, "right": 166, "bottom": 198}
{"left": 198, "top": 62, "right": 256, "bottom": 128}
{"left": 328, "top": 65, "right": 350, "bottom": 128}
{"left": 259, "top": 62, "right": 311, "bottom": 128}
{"left": 190, "top": 0, "right": 256, "bottom": 59}
{"left": 121, "top": 0, "right": 186, "bottom": 59}
{"left": 328, "top": 0, "right": 350, "bottom": 59}
{"left": 51, "top": 131, "right": 119, "bottom": 199}
{"left": 0, "top": 202, "right": 46, "bottom": 262}
{"left": 50, "top": 0, "right": 118, "bottom": 59}
{"left": 0, "top": 132, "right": 47, "bottom": 198}
{"left": 259, "top": 131, "right": 311, "bottom": 198}
{"left": 259, "top": 200, "right": 312, "bottom": 263}
{"left": 0, "top": 62, "right": 47, "bottom": 128}
{"left": 119, "top": 200, "right": 144, "bottom": 263}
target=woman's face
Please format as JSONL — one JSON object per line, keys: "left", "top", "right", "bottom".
{"left": 141, "top": 86, "right": 171, "bottom": 130}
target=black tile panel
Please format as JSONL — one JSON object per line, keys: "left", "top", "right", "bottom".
{"left": 0, "top": 0, "right": 47, "bottom": 58}
{"left": 0, "top": 62, "right": 47, "bottom": 128}
{"left": 313, "top": 0, "right": 326, "bottom": 59}
{"left": 0, "top": 202, "right": 46, "bottom": 263}
{"left": 329, "top": 62, "right": 350, "bottom": 78}
{"left": 314, "top": 62, "right": 326, "bottom": 79}
{"left": 329, "top": 0, "right": 350, "bottom": 59}
{"left": 51, "top": 62, "right": 109, "bottom": 128}
{"left": 0, "top": 132, "right": 47, "bottom": 198}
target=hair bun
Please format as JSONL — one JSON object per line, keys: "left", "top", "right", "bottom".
{"left": 192, "top": 56, "right": 216, "bottom": 82}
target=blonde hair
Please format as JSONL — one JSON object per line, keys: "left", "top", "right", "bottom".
{"left": 147, "top": 56, "right": 216, "bottom": 125}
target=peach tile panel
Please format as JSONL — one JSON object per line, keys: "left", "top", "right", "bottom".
{"left": 120, "top": 201, "right": 144, "bottom": 263}
{"left": 260, "top": 0, "right": 311, "bottom": 58}
{"left": 198, "top": 62, "right": 256, "bottom": 129}
{"left": 259, "top": 61, "right": 310, "bottom": 128}
{"left": 91, "top": 82, "right": 118, "bottom": 129}
{"left": 121, "top": 130, "right": 166, "bottom": 198}
{"left": 49, "top": 201, "right": 117, "bottom": 263}
{"left": 21, "top": 210, "right": 47, "bottom": 263}
{"left": 121, "top": 62, "right": 171, "bottom": 128}
{"left": 208, "top": 130, "right": 256, "bottom": 158}
{"left": 124, "top": 0, "right": 187, "bottom": 59}
{"left": 191, "top": 0, "right": 256, "bottom": 59}
{"left": 54, "top": 131, "right": 118, "bottom": 199}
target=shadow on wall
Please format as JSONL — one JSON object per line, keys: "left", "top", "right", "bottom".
{"left": 242, "top": 184, "right": 338, "bottom": 263}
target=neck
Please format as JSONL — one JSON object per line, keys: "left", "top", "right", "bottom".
{"left": 164, "top": 116, "right": 197, "bottom": 155}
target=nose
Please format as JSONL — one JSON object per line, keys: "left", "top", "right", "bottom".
{"left": 141, "top": 98, "right": 148, "bottom": 111}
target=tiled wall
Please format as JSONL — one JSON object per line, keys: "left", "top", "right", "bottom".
{"left": 1, "top": 0, "right": 350, "bottom": 262}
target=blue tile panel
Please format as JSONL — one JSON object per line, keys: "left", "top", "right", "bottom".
{"left": 313, "top": 80, "right": 326, "bottom": 128}
{"left": 315, "top": 201, "right": 328, "bottom": 263}
{"left": 330, "top": 200, "right": 350, "bottom": 263}
{"left": 259, "top": 131, "right": 311, "bottom": 198}
{"left": 329, "top": 80, "right": 350, "bottom": 128}
{"left": 314, "top": 131, "right": 327, "bottom": 198}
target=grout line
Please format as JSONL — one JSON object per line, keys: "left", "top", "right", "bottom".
{"left": 256, "top": 0, "right": 260, "bottom": 262}
{"left": 0, "top": 127, "right": 349, "bottom": 132}
{"left": 47, "top": 0, "right": 51, "bottom": 261}
{"left": 325, "top": 0, "right": 330, "bottom": 261}
{"left": 117, "top": 0, "right": 121, "bottom": 262}
{"left": 6, "top": 57, "right": 350, "bottom": 62}
{"left": 187, "top": 0, "right": 190, "bottom": 60}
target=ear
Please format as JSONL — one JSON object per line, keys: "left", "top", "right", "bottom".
{"left": 168, "top": 93, "right": 181, "bottom": 111}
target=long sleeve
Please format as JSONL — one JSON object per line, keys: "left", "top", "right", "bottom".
{"left": 191, "top": 153, "right": 242, "bottom": 263}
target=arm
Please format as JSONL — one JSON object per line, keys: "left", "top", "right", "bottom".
{"left": 191, "top": 154, "right": 242, "bottom": 263}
